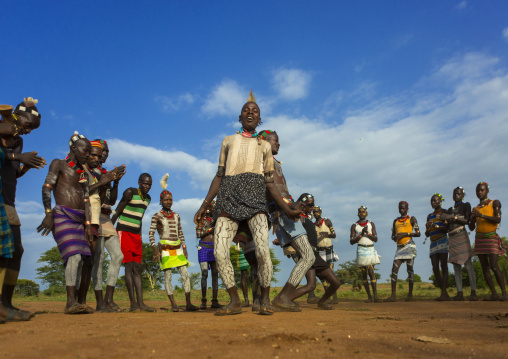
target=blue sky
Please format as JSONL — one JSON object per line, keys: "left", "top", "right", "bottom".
{"left": 2, "top": 1, "right": 508, "bottom": 289}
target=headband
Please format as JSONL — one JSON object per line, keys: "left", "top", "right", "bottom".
{"left": 433, "top": 193, "right": 444, "bottom": 202}
{"left": 69, "top": 131, "right": 87, "bottom": 148}
{"left": 15, "top": 97, "right": 41, "bottom": 119}
{"left": 90, "top": 140, "right": 103, "bottom": 149}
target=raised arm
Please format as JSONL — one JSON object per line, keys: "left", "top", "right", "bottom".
{"left": 324, "top": 218, "right": 336, "bottom": 239}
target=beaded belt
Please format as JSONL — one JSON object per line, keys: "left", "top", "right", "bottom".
{"left": 358, "top": 244, "right": 374, "bottom": 247}
{"left": 449, "top": 226, "right": 466, "bottom": 235}
{"left": 160, "top": 244, "right": 181, "bottom": 251}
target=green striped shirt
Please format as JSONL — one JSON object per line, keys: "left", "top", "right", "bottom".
{"left": 117, "top": 192, "right": 151, "bottom": 234}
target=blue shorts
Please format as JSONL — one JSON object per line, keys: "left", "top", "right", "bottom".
{"left": 272, "top": 211, "right": 306, "bottom": 247}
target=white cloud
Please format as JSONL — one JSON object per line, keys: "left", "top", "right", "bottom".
{"left": 262, "top": 51, "right": 508, "bottom": 282}
{"left": 105, "top": 138, "right": 216, "bottom": 189}
{"left": 155, "top": 93, "right": 195, "bottom": 112}
{"left": 271, "top": 68, "right": 312, "bottom": 100}
{"left": 503, "top": 27, "right": 508, "bottom": 40}
{"left": 202, "top": 79, "right": 246, "bottom": 116}
{"left": 455, "top": 1, "right": 467, "bottom": 10}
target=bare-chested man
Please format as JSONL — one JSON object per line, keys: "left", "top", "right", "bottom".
{"left": 469, "top": 182, "right": 508, "bottom": 301}
{"left": 257, "top": 130, "right": 314, "bottom": 312}
{"left": 91, "top": 139, "right": 126, "bottom": 311}
{"left": 350, "top": 206, "right": 381, "bottom": 303}
{"left": 385, "top": 201, "right": 420, "bottom": 302}
{"left": 283, "top": 193, "right": 341, "bottom": 310}
{"left": 38, "top": 132, "right": 114, "bottom": 313}
{"left": 112, "top": 173, "right": 155, "bottom": 312}
{"left": 440, "top": 187, "right": 477, "bottom": 301}
{"left": 0, "top": 98, "right": 46, "bottom": 318}
{"left": 194, "top": 94, "right": 301, "bottom": 316}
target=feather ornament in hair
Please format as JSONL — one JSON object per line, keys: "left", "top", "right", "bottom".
{"left": 247, "top": 89, "right": 256, "bottom": 103}
{"left": 160, "top": 173, "right": 169, "bottom": 190}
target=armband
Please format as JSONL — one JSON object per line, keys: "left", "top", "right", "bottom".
{"left": 43, "top": 183, "right": 53, "bottom": 189}
{"left": 329, "top": 226, "right": 335, "bottom": 233}
{"left": 216, "top": 166, "right": 225, "bottom": 177}
{"left": 45, "top": 209, "right": 53, "bottom": 214}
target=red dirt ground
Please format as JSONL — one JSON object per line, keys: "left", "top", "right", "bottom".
{"left": 2, "top": 299, "right": 508, "bottom": 358}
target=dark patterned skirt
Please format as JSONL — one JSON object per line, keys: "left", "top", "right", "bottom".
{"left": 213, "top": 173, "right": 268, "bottom": 224}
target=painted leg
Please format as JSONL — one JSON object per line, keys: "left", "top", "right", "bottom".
{"left": 384, "top": 260, "right": 400, "bottom": 302}
{"left": 406, "top": 260, "right": 415, "bottom": 301}
{"left": 361, "top": 267, "right": 372, "bottom": 302}
{"left": 452, "top": 263, "right": 464, "bottom": 301}
{"left": 213, "top": 217, "right": 240, "bottom": 312}
{"left": 200, "top": 262, "right": 209, "bottom": 309}
{"left": 273, "top": 235, "right": 313, "bottom": 310}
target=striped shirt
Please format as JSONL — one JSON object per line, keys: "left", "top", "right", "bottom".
{"left": 116, "top": 190, "right": 151, "bottom": 234}
{"left": 148, "top": 211, "right": 185, "bottom": 246}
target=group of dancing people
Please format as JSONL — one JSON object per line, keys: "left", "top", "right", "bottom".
{"left": 0, "top": 93, "right": 505, "bottom": 322}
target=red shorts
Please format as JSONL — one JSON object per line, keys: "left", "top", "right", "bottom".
{"left": 118, "top": 231, "right": 142, "bottom": 263}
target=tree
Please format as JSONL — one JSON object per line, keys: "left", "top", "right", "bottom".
{"left": 37, "top": 245, "right": 111, "bottom": 295}
{"left": 36, "top": 246, "right": 66, "bottom": 295}
{"left": 141, "top": 242, "right": 164, "bottom": 291}
{"left": 14, "top": 279, "right": 40, "bottom": 296}
{"left": 335, "top": 260, "right": 381, "bottom": 291}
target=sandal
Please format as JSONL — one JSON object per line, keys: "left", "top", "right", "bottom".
{"left": 214, "top": 305, "right": 242, "bottom": 316}
{"left": 259, "top": 303, "right": 275, "bottom": 316}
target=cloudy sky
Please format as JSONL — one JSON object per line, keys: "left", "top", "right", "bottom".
{"left": 2, "top": 1, "right": 508, "bottom": 289}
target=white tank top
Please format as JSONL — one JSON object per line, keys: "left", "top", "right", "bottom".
{"left": 355, "top": 221, "right": 373, "bottom": 246}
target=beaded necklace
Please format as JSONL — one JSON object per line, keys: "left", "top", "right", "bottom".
{"left": 65, "top": 156, "right": 84, "bottom": 174}
{"left": 97, "top": 165, "right": 107, "bottom": 174}
{"left": 315, "top": 218, "right": 324, "bottom": 227}
{"left": 160, "top": 209, "right": 174, "bottom": 219}
{"left": 138, "top": 188, "right": 147, "bottom": 201}
{"left": 273, "top": 157, "right": 283, "bottom": 165}
{"left": 397, "top": 215, "right": 410, "bottom": 222}
{"left": 478, "top": 198, "right": 491, "bottom": 208}
{"left": 357, "top": 220, "right": 369, "bottom": 226}
{"left": 237, "top": 127, "right": 257, "bottom": 138}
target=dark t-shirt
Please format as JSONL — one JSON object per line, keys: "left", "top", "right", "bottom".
{"left": 0, "top": 136, "right": 23, "bottom": 206}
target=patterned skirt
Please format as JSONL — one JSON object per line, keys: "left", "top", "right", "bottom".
{"left": 448, "top": 227, "right": 472, "bottom": 265}
{"left": 394, "top": 240, "right": 417, "bottom": 260}
{"left": 236, "top": 249, "right": 250, "bottom": 271}
{"left": 317, "top": 246, "right": 339, "bottom": 265}
{"left": 213, "top": 173, "right": 268, "bottom": 224}
{"left": 356, "top": 245, "right": 381, "bottom": 267}
{"left": 429, "top": 235, "right": 449, "bottom": 257}
{"left": 474, "top": 232, "right": 507, "bottom": 256}
{"left": 159, "top": 239, "right": 190, "bottom": 270}
{"left": 0, "top": 194, "right": 13, "bottom": 258}
{"left": 53, "top": 205, "right": 91, "bottom": 263}
{"left": 198, "top": 240, "right": 215, "bottom": 263}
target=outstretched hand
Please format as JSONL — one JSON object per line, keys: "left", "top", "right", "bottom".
{"left": 18, "top": 151, "right": 46, "bottom": 169}
{"left": 37, "top": 214, "right": 54, "bottom": 236}
{"left": 194, "top": 206, "right": 207, "bottom": 228}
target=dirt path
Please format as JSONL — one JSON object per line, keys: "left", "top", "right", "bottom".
{"left": 2, "top": 299, "right": 508, "bottom": 358}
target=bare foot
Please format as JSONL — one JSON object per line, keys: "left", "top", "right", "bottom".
{"left": 384, "top": 295, "right": 397, "bottom": 302}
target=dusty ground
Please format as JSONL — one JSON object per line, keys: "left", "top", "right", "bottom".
{"left": 2, "top": 299, "right": 508, "bottom": 359}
